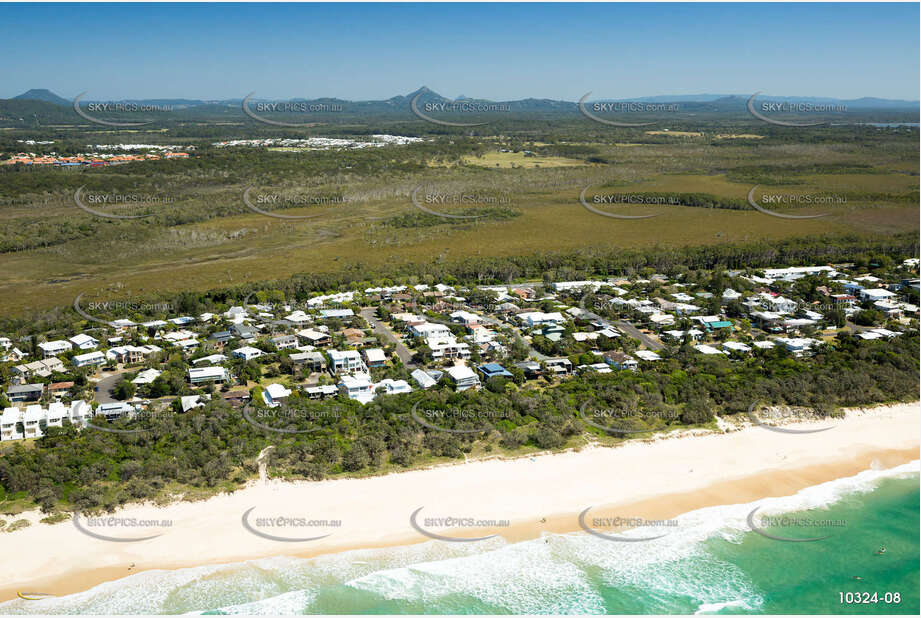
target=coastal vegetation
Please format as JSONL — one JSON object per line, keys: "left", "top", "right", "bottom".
{"left": 0, "top": 329, "right": 916, "bottom": 515}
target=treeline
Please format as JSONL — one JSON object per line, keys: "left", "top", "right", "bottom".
{"left": 0, "top": 233, "right": 916, "bottom": 337}
{"left": 0, "top": 332, "right": 916, "bottom": 514}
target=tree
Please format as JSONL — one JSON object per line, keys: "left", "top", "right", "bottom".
{"left": 112, "top": 379, "right": 136, "bottom": 401}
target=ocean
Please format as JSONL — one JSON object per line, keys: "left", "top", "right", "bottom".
{"left": 2, "top": 461, "right": 917, "bottom": 615}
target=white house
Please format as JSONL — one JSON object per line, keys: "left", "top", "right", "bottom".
{"left": 319, "top": 309, "right": 354, "bottom": 319}
{"left": 722, "top": 341, "right": 752, "bottom": 354}
{"left": 518, "top": 311, "right": 565, "bottom": 329}
{"left": 340, "top": 372, "right": 374, "bottom": 403}
{"left": 180, "top": 395, "right": 205, "bottom": 412}
{"left": 760, "top": 294, "right": 797, "bottom": 314}
{"left": 224, "top": 306, "right": 248, "bottom": 323}
{"left": 232, "top": 346, "right": 263, "bottom": 361}
{"left": 14, "top": 358, "right": 65, "bottom": 381}
{"left": 73, "top": 350, "right": 106, "bottom": 368}
{"left": 38, "top": 340, "right": 72, "bottom": 358}
{"left": 69, "top": 333, "right": 99, "bottom": 350}
{"left": 364, "top": 347, "right": 387, "bottom": 367}
{"left": 763, "top": 266, "right": 836, "bottom": 280}
{"left": 408, "top": 322, "right": 452, "bottom": 341}
{"left": 428, "top": 337, "right": 471, "bottom": 360}
{"left": 411, "top": 368, "right": 439, "bottom": 389}
{"left": 445, "top": 363, "right": 480, "bottom": 391}
{"left": 263, "top": 383, "right": 292, "bottom": 408}
{"left": 860, "top": 288, "right": 896, "bottom": 302}
{"left": 450, "top": 310, "right": 480, "bottom": 326}
{"left": 1, "top": 401, "right": 92, "bottom": 442}
{"left": 132, "top": 368, "right": 162, "bottom": 384}
{"left": 328, "top": 350, "right": 366, "bottom": 374}
{"left": 374, "top": 379, "right": 412, "bottom": 396}
{"left": 188, "top": 366, "right": 230, "bottom": 384}
{"left": 776, "top": 337, "right": 820, "bottom": 357}
{"left": 694, "top": 344, "right": 726, "bottom": 355}
{"left": 284, "top": 310, "right": 312, "bottom": 324}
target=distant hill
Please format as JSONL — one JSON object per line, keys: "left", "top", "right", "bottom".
{"left": 5, "top": 87, "right": 919, "bottom": 110}
{"left": 13, "top": 88, "right": 70, "bottom": 106}
{"left": 0, "top": 87, "right": 916, "bottom": 127}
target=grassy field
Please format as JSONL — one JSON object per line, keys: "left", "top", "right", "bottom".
{"left": 459, "top": 151, "right": 590, "bottom": 168}
{"left": 0, "top": 126, "right": 917, "bottom": 318}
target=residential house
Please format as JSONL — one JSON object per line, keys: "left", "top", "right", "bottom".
{"left": 207, "top": 331, "right": 233, "bottom": 348}
{"left": 69, "top": 333, "right": 99, "bottom": 350}
{"left": 232, "top": 324, "right": 258, "bottom": 340}
{"left": 340, "top": 372, "right": 374, "bottom": 402}
{"left": 38, "top": 340, "right": 72, "bottom": 358}
{"left": 47, "top": 381, "right": 74, "bottom": 399}
{"left": 364, "top": 348, "right": 387, "bottom": 368}
{"left": 6, "top": 383, "right": 44, "bottom": 403}
{"left": 342, "top": 328, "right": 367, "bottom": 346}
{"left": 410, "top": 368, "right": 440, "bottom": 389}
{"left": 95, "top": 401, "right": 136, "bottom": 421}
{"left": 722, "top": 341, "right": 752, "bottom": 354}
{"left": 290, "top": 351, "right": 327, "bottom": 372}
{"left": 297, "top": 328, "right": 332, "bottom": 346}
{"left": 188, "top": 366, "right": 230, "bottom": 384}
{"left": 409, "top": 322, "right": 452, "bottom": 341}
{"left": 374, "top": 379, "right": 412, "bottom": 396}
{"left": 515, "top": 360, "right": 542, "bottom": 378}
{"left": 222, "top": 389, "right": 251, "bottom": 408}
{"left": 263, "top": 383, "right": 292, "bottom": 408}
{"left": 477, "top": 362, "right": 513, "bottom": 380}
{"left": 859, "top": 288, "right": 897, "bottom": 302}
{"left": 776, "top": 337, "right": 820, "bottom": 357}
{"left": 544, "top": 357, "right": 573, "bottom": 376}
{"left": 328, "top": 350, "right": 367, "bottom": 374}
{"left": 428, "top": 337, "right": 471, "bottom": 360}
{"left": 232, "top": 346, "right": 263, "bottom": 361}
{"left": 271, "top": 334, "right": 298, "bottom": 350}
{"left": 132, "top": 368, "right": 162, "bottom": 384}
{"left": 603, "top": 351, "right": 638, "bottom": 370}
{"left": 319, "top": 308, "right": 354, "bottom": 319}
{"left": 284, "top": 310, "right": 313, "bottom": 325}
{"left": 13, "top": 358, "right": 65, "bottom": 382}
{"left": 518, "top": 311, "right": 565, "bottom": 329}
{"left": 445, "top": 363, "right": 481, "bottom": 391}
{"left": 450, "top": 310, "right": 480, "bottom": 326}
{"left": 73, "top": 351, "right": 106, "bottom": 368}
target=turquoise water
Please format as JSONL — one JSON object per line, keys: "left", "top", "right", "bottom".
{"left": 2, "top": 462, "right": 917, "bottom": 615}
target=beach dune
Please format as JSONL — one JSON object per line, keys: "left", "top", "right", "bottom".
{"left": 0, "top": 402, "right": 918, "bottom": 602}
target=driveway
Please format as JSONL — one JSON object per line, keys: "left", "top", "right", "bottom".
{"left": 615, "top": 320, "right": 665, "bottom": 351}
{"left": 361, "top": 307, "right": 416, "bottom": 367}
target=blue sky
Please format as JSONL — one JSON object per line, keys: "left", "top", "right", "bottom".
{"left": 2, "top": 2, "right": 918, "bottom": 100}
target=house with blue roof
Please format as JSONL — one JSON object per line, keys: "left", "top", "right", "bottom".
{"left": 477, "top": 362, "right": 513, "bottom": 380}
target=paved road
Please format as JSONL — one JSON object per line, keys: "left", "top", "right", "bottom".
{"left": 94, "top": 370, "right": 129, "bottom": 403}
{"left": 615, "top": 320, "right": 665, "bottom": 351}
{"left": 511, "top": 327, "right": 549, "bottom": 361}
{"left": 361, "top": 307, "right": 416, "bottom": 367}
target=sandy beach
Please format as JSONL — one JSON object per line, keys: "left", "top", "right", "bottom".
{"left": 1, "top": 401, "right": 918, "bottom": 602}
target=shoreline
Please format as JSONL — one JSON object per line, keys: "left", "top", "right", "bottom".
{"left": 1, "top": 402, "right": 918, "bottom": 603}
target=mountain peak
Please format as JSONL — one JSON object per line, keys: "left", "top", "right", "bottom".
{"left": 13, "top": 88, "right": 69, "bottom": 106}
